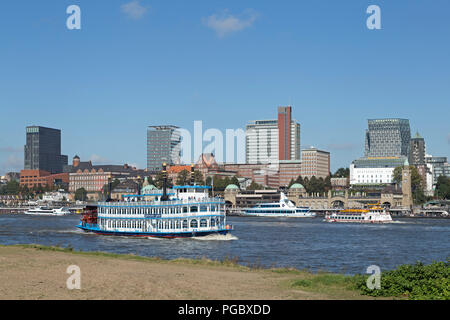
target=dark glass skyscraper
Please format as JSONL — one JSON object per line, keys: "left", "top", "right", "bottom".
{"left": 147, "top": 126, "right": 181, "bottom": 173}
{"left": 364, "top": 119, "right": 411, "bottom": 158}
{"left": 24, "top": 126, "right": 68, "bottom": 174}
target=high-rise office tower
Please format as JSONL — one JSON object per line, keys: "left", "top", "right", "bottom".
{"left": 24, "top": 126, "right": 68, "bottom": 174}
{"left": 364, "top": 119, "right": 411, "bottom": 158}
{"left": 300, "top": 147, "right": 331, "bottom": 179}
{"left": 409, "top": 132, "right": 426, "bottom": 165}
{"left": 246, "top": 106, "right": 301, "bottom": 164}
{"left": 147, "top": 125, "right": 181, "bottom": 173}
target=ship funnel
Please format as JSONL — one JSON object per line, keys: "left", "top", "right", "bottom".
{"left": 161, "top": 163, "right": 169, "bottom": 201}
{"left": 190, "top": 164, "right": 195, "bottom": 185}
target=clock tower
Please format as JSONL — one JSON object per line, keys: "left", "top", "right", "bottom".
{"left": 401, "top": 166, "right": 413, "bottom": 208}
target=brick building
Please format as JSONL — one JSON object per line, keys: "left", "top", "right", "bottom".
{"left": 19, "top": 169, "right": 69, "bottom": 189}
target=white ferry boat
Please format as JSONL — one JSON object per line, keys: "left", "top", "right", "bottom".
{"left": 77, "top": 165, "right": 233, "bottom": 239}
{"left": 325, "top": 203, "right": 393, "bottom": 223}
{"left": 25, "top": 206, "right": 70, "bottom": 216}
{"left": 242, "top": 193, "right": 315, "bottom": 218}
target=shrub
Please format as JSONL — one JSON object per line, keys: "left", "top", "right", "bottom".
{"left": 354, "top": 259, "right": 449, "bottom": 300}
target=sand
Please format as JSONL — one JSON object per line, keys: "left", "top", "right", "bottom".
{"left": 0, "top": 245, "right": 367, "bottom": 300}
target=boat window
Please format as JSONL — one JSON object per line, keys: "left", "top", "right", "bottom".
{"left": 182, "top": 220, "right": 188, "bottom": 229}
{"left": 210, "top": 218, "right": 216, "bottom": 227}
{"left": 190, "top": 219, "right": 198, "bottom": 228}
{"left": 191, "top": 206, "right": 198, "bottom": 213}
{"left": 200, "top": 219, "right": 207, "bottom": 227}
{"left": 211, "top": 205, "right": 216, "bottom": 212}
{"left": 200, "top": 206, "right": 207, "bottom": 212}
{"left": 183, "top": 207, "right": 188, "bottom": 213}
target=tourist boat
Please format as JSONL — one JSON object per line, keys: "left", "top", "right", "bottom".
{"left": 24, "top": 206, "right": 70, "bottom": 216}
{"left": 77, "top": 165, "right": 233, "bottom": 239}
{"left": 242, "top": 193, "right": 315, "bottom": 217}
{"left": 324, "top": 203, "right": 393, "bottom": 223}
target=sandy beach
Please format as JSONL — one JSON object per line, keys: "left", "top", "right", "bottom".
{"left": 0, "top": 244, "right": 377, "bottom": 300}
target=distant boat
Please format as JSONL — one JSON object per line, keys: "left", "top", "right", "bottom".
{"left": 325, "top": 203, "right": 393, "bottom": 223}
{"left": 242, "top": 193, "right": 315, "bottom": 218}
{"left": 24, "top": 206, "right": 70, "bottom": 216}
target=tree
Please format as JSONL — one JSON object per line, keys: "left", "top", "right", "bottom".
{"left": 74, "top": 188, "right": 87, "bottom": 201}
{"left": 192, "top": 170, "right": 205, "bottom": 185}
{"left": 247, "top": 181, "right": 264, "bottom": 190}
{"left": 393, "top": 166, "right": 425, "bottom": 204}
{"left": 333, "top": 168, "right": 350, "bottom": 178}
{"left": 435, "top": 176, "right": 450, "bottom": 199}
{"left": 5, "top": 180, "right": 20, "bottom": 195}
{"left": 101, "top": 178, "right": 120, "bottom": 194}
{"left": 176, "top": 170, "right": 189, "bottom": 186}
{"left": 393, "top": 166, "right": 422, "bottom": 188}
{"left": 212, "top": 176, "right": 230, "bottom": 191}
{"left": 324, "top": 175, "right": 332, "bottom": 192}
{"left": 154, "top": 172, "right": 173, "bottom": 189}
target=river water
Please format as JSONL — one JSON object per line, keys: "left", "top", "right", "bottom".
{"left": 0, "top": 214, "right": 448, "bottom": 275}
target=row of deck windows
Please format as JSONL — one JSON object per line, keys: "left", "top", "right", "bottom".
{"left": 247, "top": 210, "right": 299, "bottom": 214}
{"left": 99, "top": 205, "right": 221, "bottom": 215}
{"left": 99, "top": 218, "right": 221, "bottom": 230}
{"left": 338, "top": 216, "right": 364, "bottom": 220}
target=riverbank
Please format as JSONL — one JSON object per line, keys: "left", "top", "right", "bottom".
{"left": 0, "top": 244, "right": 385, "bottom": 300}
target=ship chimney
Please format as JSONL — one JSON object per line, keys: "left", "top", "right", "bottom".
{"left": 190, "top": 164, "right": 195, "bottom": 185}
{"left": 161, "top": 163, "right": 169, "bottom": 201}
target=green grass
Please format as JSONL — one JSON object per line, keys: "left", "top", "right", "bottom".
{"left": 290, "top": 261, "right": 450, "bottom": 300}
{"left": 290, "top": 272, "right": 361, "bottom": 298}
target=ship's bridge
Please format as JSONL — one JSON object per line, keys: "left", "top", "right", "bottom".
{"left": 174, "top": 185, "right": 211, "bottom": 201}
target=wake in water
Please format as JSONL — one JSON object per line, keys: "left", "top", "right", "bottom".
{"left": 55, "top": 229, "right": 86, "bottom": 234}
{"left": 192, "top": 233, "right": 239, "bottom": 241}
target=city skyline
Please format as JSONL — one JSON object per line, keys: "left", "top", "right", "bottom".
{"left": 1, "top": 1, "right": 449, "bottom": 174}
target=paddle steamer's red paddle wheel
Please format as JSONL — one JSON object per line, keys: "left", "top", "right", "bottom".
{"left": 81, "top": 205, "right": 98, "bottom": 226}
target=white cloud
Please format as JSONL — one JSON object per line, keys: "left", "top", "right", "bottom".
{"left": 89, "top": 154, "right": 111, "bottom": 164}
{"left": 0, "top": 147, "right": 22, "bottom": 153}
{"left": 0, "top": 154, "right": 23, "bottom": 175}
{"left": 203, "top": 9, "right": 258, "bottom": 38}
{"left": 121, "top": 1, "right": 149, "bottom": 20}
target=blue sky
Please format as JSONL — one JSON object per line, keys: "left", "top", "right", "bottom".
{"left": 0, "top": 0, "right": 449, "bottom": 174}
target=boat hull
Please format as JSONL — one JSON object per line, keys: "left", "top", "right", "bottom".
{"left": 24, "top": 212, "right": 68, "bottom": 216}
{"left": 242, "top": 212, "right": 315, "bottom": 218}
{"left": 324, "top": 219, "right": 392, "bottom": 224}
{"left": 77, "top": 225, "right": 231, "bottom": 239}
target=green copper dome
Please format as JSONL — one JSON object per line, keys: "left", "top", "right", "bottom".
{"left": 289, "top": 183, "right": 305, "bottom": 189}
